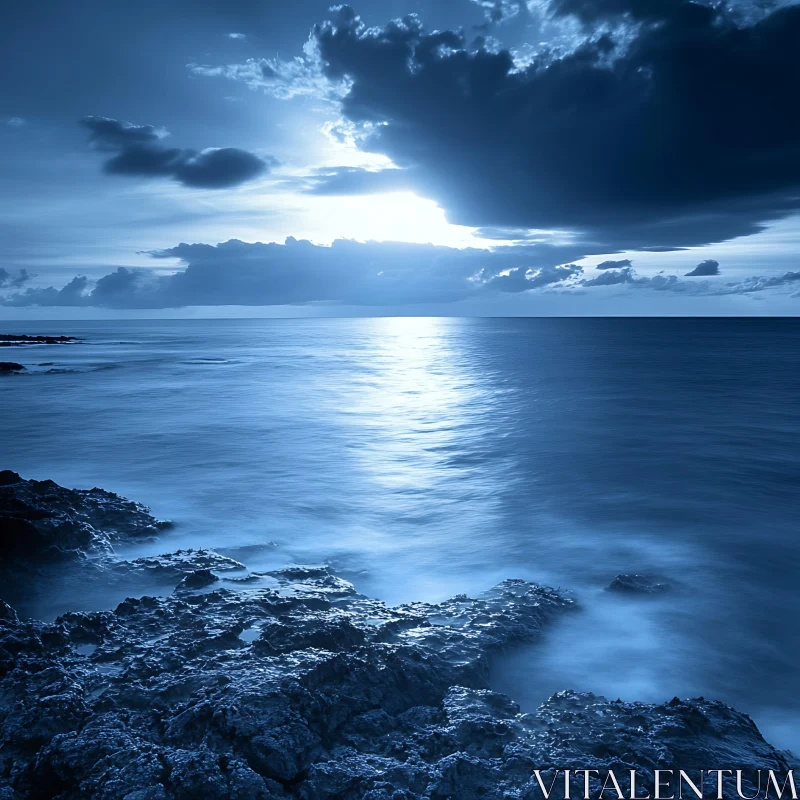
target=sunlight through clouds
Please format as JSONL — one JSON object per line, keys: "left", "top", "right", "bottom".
{"left": 296, "top": 192, "right": 490, "bottom": 248}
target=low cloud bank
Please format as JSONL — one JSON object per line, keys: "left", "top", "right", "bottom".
{"left": 2, "top": 241, "right": 796, "bottom": 309}
{"left": 579, "top": 266, "right": 800, "bottom": 295}
{"left": 0, "top": 238, "right": 588, "bottom": 309}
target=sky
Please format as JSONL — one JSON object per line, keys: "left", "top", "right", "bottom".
{"left": 1, "top": 0, "right": 799, "bottom": 317}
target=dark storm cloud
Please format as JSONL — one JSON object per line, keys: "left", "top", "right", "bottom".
{"left": 274, "top": 1, "right": 800, "bottom": 251}
{"left": 0, "top": 239, "right": 588, "bottom": 309}
{"left": 80, "top": 117, "right": 272, "bottom": 189}
{"left": 685, "top": 259, "right": 720, "bottom": 276}
{"left": 596, "top": 259, "right": 632, "bottom": 270}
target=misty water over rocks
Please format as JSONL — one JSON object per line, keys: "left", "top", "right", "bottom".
{"left": 1, "top": 317, "right": 799, "bottom": 753}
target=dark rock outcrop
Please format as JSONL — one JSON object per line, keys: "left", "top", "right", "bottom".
{"left": 0, "top": 475, "right": 793, "bottom": 799}
{"left": 607, "top": 573, "right": 671, "bottom": 594}
{"left": 0, "top": 362, "right": 24, "bottom": 374}
{"left": 0, "top": 472, "right": 171, "bottom": 563}
{"left": 0, "top": 335, "right": 79, "bottom": 347}
{"left": 0, "top": 570, "right": 791, "bottom": 800}
{"left": 119, "top": 549, "right": 246, "bottom": 584}
{"left": 175, "top": 567, "right": 220, "bottom": 591}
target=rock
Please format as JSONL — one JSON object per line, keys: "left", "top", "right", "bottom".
{"left": 607, "top": 573, "right": 671, "bottom": 593}
{"left": 0, "top": 570, "right": 576, "bottom": 798}
{"left": 0, "top": 362, "right": 24, "bottom": 373}
{"left": 0, "top": 567, "right": 790, "bottom": 800}
{"left": 0, "top": 334, "right": 79, "bottom": 346}
{"left": 0, "top": 601, "right": 19, "bottom": 628}
{"left": 116, "top": 549, "right": 246, "bottom": 583}
{"left": 175, "top": 568, "right": 219, "bottom": 591}
{"left": 0, "top": 472, "right": 171, "bottom": 563}
{"left": 0, "top": 476, "right": 793, "bottom": 799}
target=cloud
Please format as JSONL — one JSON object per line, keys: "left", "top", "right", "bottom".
{"left": 1, "top": 238, "right": 590, "bottom": 309}
{"left": 5, "top": 117, "right": 26, "bottom": 128}
{"left": 483, "top": 263, "right": 583, "bottom": 292}
{"left": 685, "top": 259, "right": 720, "bottom": 276}
{"left": 578, "top": 266, "right": 800, "bottom": 296}
{"left": 5, "top": 276, "right": 91, "bottom": 307}
{"left": 304, "top": 167, "right": 415, "bottom": 195}
{"left": 596, "top": 259, "right": 632, "bottom": 270}
{"left": 582, "top": 267, "right": 636, "bottom": 286}
{"left": 472, "top": 228, "right": 556, "bottom": 242}
{"left": 80, "top": 116, "right": 272, "bottom": 189}
{"left": 470, "top": 0, "right": 525, "bottom": 25}
{"left": 550, "top": 0, "right": 681, "bottom": 23}
{"left": 188, "top": 50, "right": 340, "bottom": 101}
{"left": 0, "top": 268, "right": 31, "bottom": 288}
{"left": 227, "top": 32, "right": 247, "bottom": 40}
{"left": 201, "top": 2, "right": 800, "bottom": 251}
{"left": 3, "top": 239, "right": 797, "bottom": 308}
{"left": 721, "top": 270, "right": 800, "bottom": 295}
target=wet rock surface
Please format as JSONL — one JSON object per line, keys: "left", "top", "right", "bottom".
{"left": 175, "top": 567, "right": 221, "bottom": 591}
{"left": 119, "top": 549, "right": 247, "bottom": 585}
{"left": 0, "top": 472, "right": 171, "bottom": 563}
{"left": 0, "top": 571, "right": 576, "bottom": 799}
{"left": 0, "top": 475, "right": 794, "bottom": 799}
{"left": 607, "top": 573, "right": 671, "bottom": 594}
{"left": 0, "top": 572, "right": 792, "bottom": 800}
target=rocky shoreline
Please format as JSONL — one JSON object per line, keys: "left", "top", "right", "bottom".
{"left": 0, "top": 335, "right": 80, "bottom": 347}
{"left": 0, "top": 473, "right": 794, "bottom": 799}
{"left": 0, "top": 335, "right": 82, "bottom": 375}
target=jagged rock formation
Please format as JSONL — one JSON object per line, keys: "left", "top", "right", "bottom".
{"left": 0, "top": 474, "right": 793, "bottom": 799}
{"left": 0, "top": 570, "right": 792, "bottom": 800}
{"left": 0, "top": 471, "right": 171, "bottom": 563}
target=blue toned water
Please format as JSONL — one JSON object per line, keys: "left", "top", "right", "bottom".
{"left": 2, "top": 317, "right": 799, "bottom": 750}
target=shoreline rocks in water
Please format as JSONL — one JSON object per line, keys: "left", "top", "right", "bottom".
{"left": 0, "top": 471, "right": 171, "bottom": 563}
{"left": 607, "top": 573, "right": 672, "bottom": 594}
{"left": 0, "top": 334, "right": 80, "bottom": 347}
{"left": 0, "top": 473, "right": 794, "bottom": 799}
{"left": 0, "top": 362, "right": 24, "bottom": 374}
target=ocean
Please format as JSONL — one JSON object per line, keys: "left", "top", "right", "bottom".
{"left": 2, "top": 317, "right": 799, "bottom": 751}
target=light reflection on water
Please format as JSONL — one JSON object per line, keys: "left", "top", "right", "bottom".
{"left": 2, "top": 317, "right": 799, "bottom": 751}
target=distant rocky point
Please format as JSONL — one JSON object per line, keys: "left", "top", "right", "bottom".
{"left": 0, "top": 334, "right": 80, "bottom": 346}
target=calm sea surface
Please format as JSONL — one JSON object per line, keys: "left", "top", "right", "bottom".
{"left": 2, "top": 317, "right": 799, "bottom": 750}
